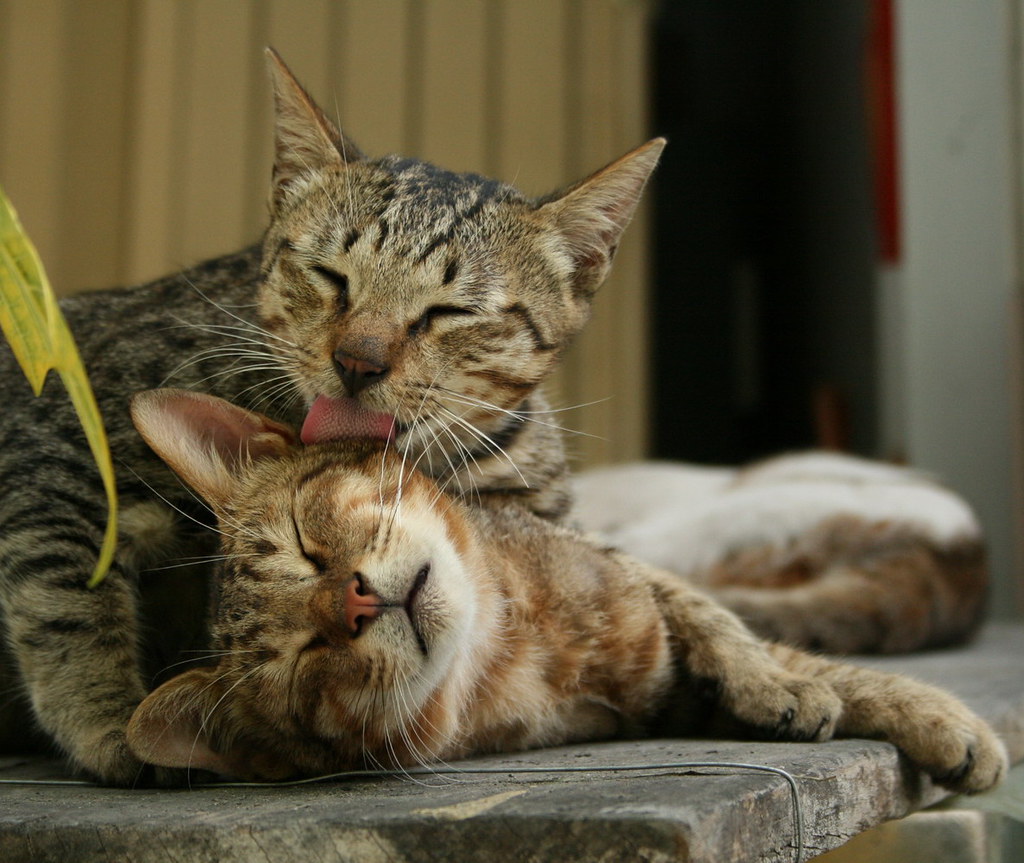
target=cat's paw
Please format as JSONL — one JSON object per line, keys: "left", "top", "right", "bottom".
{"left": 722, "top": 668, "right": 842, "bottom": 742}
{"left": 891, "top": 707, "right": 1008, "bottom": 794}
{"left": 70, "top": 727, "right": 171, "bottom": 787}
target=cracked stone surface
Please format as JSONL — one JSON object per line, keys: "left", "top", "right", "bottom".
{"left": 3, "top": 624, "right": 1023, "bottom": 863}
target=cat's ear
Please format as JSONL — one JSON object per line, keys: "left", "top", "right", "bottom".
{"left": 265, "top": 47, "right": 364, "bottom": 209}
{"left": 130, "top": 389, "right": 296, "bottom": 507}
{"left": 126, "top": 668, "right": 233, "bottom": 775}
{"left": 538, "top": 137, "right": 665, "bottom": 299}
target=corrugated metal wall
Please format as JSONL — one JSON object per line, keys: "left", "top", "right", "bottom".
{"left": 0, "top": 0, "right": 654, "bottom": 466}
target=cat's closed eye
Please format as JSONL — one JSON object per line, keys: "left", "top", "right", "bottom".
{"left": 408, "top": 305, "right": 474, "bottom": 337}
{"left": 312, "top": 265, "right": 349, "bottom": 312}
{"left": 291, "top": 512, "right": 326, "bottom": 571}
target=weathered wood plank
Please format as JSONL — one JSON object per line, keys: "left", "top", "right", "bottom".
{"left": 2, "top": 624, "right": 1023, "bottom": 863}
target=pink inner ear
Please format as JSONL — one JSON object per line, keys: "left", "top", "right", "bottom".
{"left": 126, "top": 671, "right": 237, "bottom": 776}
{"left": 179, "top": 397, "right": 294, "bottom": 466}
{"left": 149, "top": 726, "right": 232, "bottom": 775}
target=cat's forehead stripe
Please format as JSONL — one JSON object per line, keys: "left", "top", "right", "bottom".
{"left": 263, "top": 236, "right": 296, "bottom": 274}
{"left": 369, "top": 158, "right": 518, "bottom": 262}
{"left": 374, "top": 219, "right": 390, "bottom": 252}
{"left": 295, "top": 462, "right": 338, "bottom": 493}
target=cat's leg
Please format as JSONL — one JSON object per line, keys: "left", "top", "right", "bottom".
{"left": 0, "top": 557, "right": 152, "bottom": 784}
{"left": 643, "top": 566, "right": 842, "bottom": 741}
{"left": 0, "top": 501, "right": 181, "bottom": 785}
{"left": 767, "top": 642, "right": 1007, "bottom": 793}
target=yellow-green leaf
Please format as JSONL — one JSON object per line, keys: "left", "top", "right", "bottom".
{"left": 0, "top": 186, "right": 117, "bottom": 587}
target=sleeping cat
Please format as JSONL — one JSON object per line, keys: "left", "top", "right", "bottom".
{"left": 572, "top": 455, "right": 988, "bottom": 653}
{"left": 124, "top": 389, "right": 1007, "bottom": 794}
{"left": 0, "top": 48, "right": 990, "bottom": 786}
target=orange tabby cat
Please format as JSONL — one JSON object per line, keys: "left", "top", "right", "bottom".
{"left": 125, "top": 389, "right": 1006, "bottom": 793}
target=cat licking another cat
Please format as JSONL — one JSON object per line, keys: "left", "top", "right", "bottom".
{"left": 0, "top": 50, "right": 1002, "bottom": 788}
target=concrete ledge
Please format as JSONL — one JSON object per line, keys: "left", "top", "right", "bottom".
{"left": 3, "top": 624, "right": 1024, "bottom": 863}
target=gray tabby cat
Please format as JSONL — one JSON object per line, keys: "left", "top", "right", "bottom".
{"left": 0, "top": 50, "right": 661, "bottom": 784}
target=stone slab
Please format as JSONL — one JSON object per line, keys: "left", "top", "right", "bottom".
{"left": 3, "top": 623, "right": 1024, "bottom": 863}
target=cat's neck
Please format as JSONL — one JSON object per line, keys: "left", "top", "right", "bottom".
{"left": 441, "top": 506, "right": 673, "bottom": 758}
{"left": 431, "top": 389, "right": 574, "bottom": 521}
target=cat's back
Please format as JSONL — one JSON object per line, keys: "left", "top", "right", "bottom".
{"left": 0, "top": 246, "right": 290, "bottom": 441}
{"left": 55, "top": 246, "right": 262, "bottom": 391}
{"left": 0, "top": 245, "right": 297, "bottom": 528}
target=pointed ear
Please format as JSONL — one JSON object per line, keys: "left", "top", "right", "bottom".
{"left": 127, "top": 668, "right": 234, "bottom": 775}
{"left": 538, "top": 137, "right": 665, "bottom": 299}
{"left": 264, "top": 46, "right": 364, "bottom": 209}
{"left": 130, "top": 389, "right": 296, "bottom": 508}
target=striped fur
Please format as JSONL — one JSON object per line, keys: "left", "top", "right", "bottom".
{"left": 0, "top": 48, "right": 992, "bottom": 791}
{"left": 124, "top": 390, "right": 1006, "bottom": 794}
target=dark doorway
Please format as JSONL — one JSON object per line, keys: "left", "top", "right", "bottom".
{"left": 648, "top": 1, "right": 879, "bottom": 464}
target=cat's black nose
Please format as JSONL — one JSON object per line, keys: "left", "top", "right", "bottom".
{"left": 333, "top": 349, "right": 389, "bottom": 396}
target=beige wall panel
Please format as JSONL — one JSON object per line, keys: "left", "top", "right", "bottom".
{"left": 418, "top": 0, "right": 489, "bottom": 174}
{"left": 562, "top": 4, "right": 619, "bottom": 467}
{"left": 552, "top": 1, "right": 652, "bottom": 465}
{"left": 338, "top": 1, "right": 411, "bottom": 156}
{"left": 493, "top": 0, "right": 569, "bottom": 195}
{"left": 0, "top": 0, "right": 67, "bottom": 291}
{"left": 493, "top": 0, "right": 574, "bottom": 434}
{"left": 123, "top": 0, "right": 186, "bottom": 286}
{"left": 60, "top": 1, "right": 134, "bottom": 294}
{"left": 176, "top": 1, "right": 257, "bottom": 264}
{"left": 247, "top": 0, "right": 338, "bottom": 231}
{"left": 609, "top": 4, "right": 653, "bottom": 461}
{"left": 261, "top": 0, "right": 337, "bottom": 101}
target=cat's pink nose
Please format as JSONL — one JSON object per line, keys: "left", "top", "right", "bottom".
{"left": 345, "top": 574, "right": 382, "bottom": 635}
{"left": 333, "top": 349, "right": 389, "bottom": 397}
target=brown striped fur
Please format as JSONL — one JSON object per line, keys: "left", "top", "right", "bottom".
{"left": 125, "top": 391, "right": 1006, "bottom": 794}
{"left": 258, "top": 49, "right": 665, "bottom": 522}
{"left": 707, "top": 517, "right": 987, "bottom": 653}
{"left": 0, "top": 50, "right": 662, "bottom": 785}
{"left": 0, "top": 47, "right": 992, "bottom": 792}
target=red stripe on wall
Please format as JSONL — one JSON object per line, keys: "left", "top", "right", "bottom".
{"left": 868, "top": 0, "right": 900, "bottom": 263}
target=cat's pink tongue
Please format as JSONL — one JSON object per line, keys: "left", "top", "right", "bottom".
{"left": 300, "top": 395, "right": 396, "bottom": 444}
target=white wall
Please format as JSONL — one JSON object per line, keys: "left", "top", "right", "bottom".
{"left": 894, "top": 0, "right": 1020, "bottom": 613}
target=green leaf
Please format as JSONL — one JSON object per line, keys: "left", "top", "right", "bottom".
{"left": 0, "top": 186, "right": 117, "bottom": 587}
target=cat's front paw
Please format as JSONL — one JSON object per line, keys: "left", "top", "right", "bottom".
{"left": 69, "top": 727, "right": 172, "bottom": 787}
{"left": 722, "top": 669, "right": 842, "bottom": 742}
{"left": 894, "top": 708, "right": 1008, "bottom": 794}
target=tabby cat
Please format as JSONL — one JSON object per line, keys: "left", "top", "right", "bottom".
{"left": 124, "top": 389, "right": 1006, "bottom": 794}
{"left": 0, "top": 49, "right": 990, "bottom": 786}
